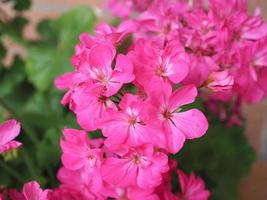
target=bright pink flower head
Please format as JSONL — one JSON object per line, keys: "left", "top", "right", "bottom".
{"left": 56, "top": 167, "right": 105, "bottom": 199}
{"left": 71, "top": 84, "right": 117, "bottom": 131}
{"left": 133, "top": 39, "right": 189, "bottom": 91}
{"left": 78, "top": 42, "right": 134, "bottom": 97}
{"left": 22, "top": 182, "right": 49, "bottom": 200}
{"left": 135, "top": 0, "right": 186, "bottom": 42}
{"left": 9, "top": 181, "right": 50, "bottom": 200}
{"left": 232, "top": 37, "right": 267, "bottom": 103}
{"left": 95, "top": 20, "right": 136, "bottom": 45}
{"left": 102, "top": 144, "right": 169, "bottom": 189}
{"left": 0, "top": 119, "right": 21, "bottom": 154}
{"left": 106, "top": 0, "right": 133, "bottom": 19}
{"left": 177, "top": 170, "right": 210, "bottom": 200}
{"left": 144, "top": 83, "right": 208, "bottom": 153}
{"left": 100, "top": 93, "right": 164, "bottom": 148}
{"left": 106, "top": 0, "right": 153, "bottom": 19}
{"left": 60, "top": 128, "right": 103, "bottom": 191}
{"left": 181, "top": 55, "right": 219, "bottom": 87}
{"left": 205, "top": 70, "right": 234, "bottom": 92}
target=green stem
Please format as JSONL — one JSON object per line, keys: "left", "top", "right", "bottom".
{"left": 0, "top": 159, "right": 25, "bottom": 183}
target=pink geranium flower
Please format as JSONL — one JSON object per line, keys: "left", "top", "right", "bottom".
{"left": 71, "top": 84, "right": 117, "bottom": 131}
{"left": 177, "top": 170, "right": 210, "bottom": 200}
{"left": 56, "top": 167, "right": 105, "bottom": 199}
{"left": 100, "top": 93, "right": 164, "bottom": 148}
{"left": 205, "top": 70, "right": 234, "bottom": 92}
{"left": 102, "top": 145, "right": 169, "bottom": 189}
{"left": 49, "top": 185, "right": 94, "bottom": 200}
{"left": 85, "top": 43, "right": 134, "bottom": 96}
{"left": 95, "top": 20, "right": 136, "bottom": 45}
{"left": 9, "top": 181, "right": 49, "bottom": 200}
{"left": 0, "top": 119, "right": 21, "bottom": 154}
{"left": 144, "top": 83, "right": 208, "bottom": 153}
{"left": 133, "top": 39, "right": 189, "bottom": 91}
{"left": 60, "top": 128, "right": 103, "bottom": 191}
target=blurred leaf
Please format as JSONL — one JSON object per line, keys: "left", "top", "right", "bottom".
{"left": 11, "top": 16, "right": 29, "bottom": 34}
{"left": 12, "top": 0, "right": 31, "bottom": 11}
{"left": 36, "top": 128, "right": 61, "bottom": 168}
{"left": 0, "top": 42, "right": 6, "bottom": 60}
{"left": 36, "top": 128, "right": 61, "bottom": 187}
{"left": 0, "top": 56, "right": 26, "bottom": 97}
{"left": 26, "top": 6, "right": 97, "bottom": 91}
{"left": 37, "top": 19, "right": 58, "bottom": 44}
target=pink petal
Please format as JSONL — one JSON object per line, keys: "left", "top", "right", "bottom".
{"left": 113, "top": 54, "right": 135, "bottom": 83}
{"left": 177, "top": 169, "right": 189, "bottom": 193}
{"left": 168, "top": 60, "right": 189, "bottom": 83}
{"left": 0, "top": 120, "right": 21, "bottom": 146}
{"left": 148, "top": 82, "right": 172, "bottom": 108}
{"left": 165, "top": 122, "right": 186, "bottom": 153}
{"left": 169, "top": 85, "right": 198, "bottom": 109}
{"left": 102, "top": 157, "right": 137, "bottom": 187}
{"left": 22, "top": 181, "right": 49, "bottom": 200}
{"left": 61, "top": 154, "right": 86, "bottom": 170}
{"left": 0, "top": 140, "right": 22, "bottom": 154}
{"left": 173, "top": 109, "right": 208, "bottom": 139}
{"left": 54, "top": 72, "right": 74, "bottom": 90}
{"left": 88, "top": 43, "right": 115, "bottom": 69}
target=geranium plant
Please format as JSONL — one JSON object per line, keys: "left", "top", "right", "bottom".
{"left": 0, "top": 0, "right": 266, "bottom": 199}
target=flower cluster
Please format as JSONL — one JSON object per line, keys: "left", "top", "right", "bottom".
{"left": 108, "top": 0, "right": 267, "bottom": 125}
{"left": 1, "top": 0, "right": 266, "bottom": 199}
{"left": 52, "top": 6, "right": 209, "bottom": 197}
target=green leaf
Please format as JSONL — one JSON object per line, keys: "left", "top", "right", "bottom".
{"left": 26, "top": 6, "right": 97, "bottom": 91}
{"left": 0, "top": 56, "right": 26, "bottom": 97}
{"left": 35, "top": 128, "right": 61, "bottom": 187}
{"left": 36, "top": 128, "right": 61, "bottom": 169}
{"left": 36, "top": 19, "right": 58, "bottom": 44}
{"left": 11, "top": 16, "right": 29, "bottom": 34}
{"left": 0, "top": 41, "right": 6, "bottom": 60}
{"left": 12, "top": 0, "right": 31, "bottom": 11}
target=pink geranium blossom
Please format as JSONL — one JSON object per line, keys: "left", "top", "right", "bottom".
{"left": 177, "top": 170, "right": 210, "bottom": 200}
{"left": 71, "top": 84, "right": 117, "bottom": 131}
{"left": 144, "top": 83, "right": 208, "bottom": 153}
{"left": 60, "top": 128, "right": 103, "bottom": 191}
{"left": 133, "top": 39, "right": 189, "bottom": 91}
{"left": 55, "top": 167, "right": 105, "bottom": 199}
{"left": 0, "top": 119, "right": 21, "bottom": 154}
{"left": 100, "top": 93, "right": 163, "bottom": 148}
{"left": 9, "top": 181, "right": 49, "bottom": 200}
{"left": 102, "top": 145, "right": 169, "bottom": 189}
{"left": 205, "top": 70, "right": 234, "bottom": 92}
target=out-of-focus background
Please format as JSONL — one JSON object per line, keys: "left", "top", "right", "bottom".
{"left": 1, "top": 0, "right": 267, "bottom": 199}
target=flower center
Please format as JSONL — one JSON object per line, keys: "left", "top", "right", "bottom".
{"left": 156, "top": 65, "right": 167, "bottom": 78}
{"left": 89, "top": 68, "right": 109, "bottom": 86}
{"left": 162, "top": 109, "right": 173, "bottom": 119}
{"left": 98, "top": 96, "right": 107, "bottom": 103}
{"left": 126, "top": 108, "right": 141, "bottom": 127}
{"left": 132, "top": 154, "right": 142, "bottom": 165}
{"left": 88, "top": 154, "right": 96, "bottom": 167}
